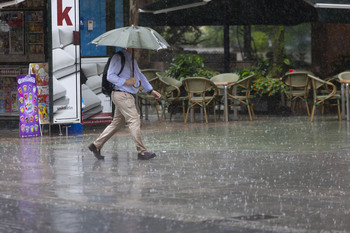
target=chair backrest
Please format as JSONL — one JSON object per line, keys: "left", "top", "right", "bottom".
{"left": 156, "top": 72, "right": 182, "bottom": 96}
{"left": 235, "top": 74, "right": 255, "bottom": 89}
{"left": 308, "top": 74, "right": 325, "bottom": 90}
{"left": 210, "top": 73, "right": 239, "bottom": 83}
{"left": 283, "top": 72, "right": 309, "bottom": 87}
{"left": 141, "top": 69, "right": 159, "bottom": 81}
{"left": 157, "top": 72, "right": 182, "bottom": 87}
{"left": 147, "top": 76, "right": 161, "bottom": 91}
{"left": 308, "top": 74, "right": 336, "bottom": 99}
{"left": 182, "top": 77, "right": 216, "bottom": 94}
{"left": 228, "top": 74, "right": 254, "bottom": 97}
{"left": 338, "top": 71, "right": 350, "bottom": 81}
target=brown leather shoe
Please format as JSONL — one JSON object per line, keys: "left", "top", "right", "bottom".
{"left": 88, "top": 143, "right": 104, "bottom": 160}
{"left": 138, "top": 152, "right": 156, "bottom": 160}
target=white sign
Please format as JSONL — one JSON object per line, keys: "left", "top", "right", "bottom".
{"left": 51, "top": 0, "right": 81, "bottom": 124}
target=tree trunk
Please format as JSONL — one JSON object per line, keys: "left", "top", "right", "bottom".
{"left": 129, "top": 0, "right": 155, "bottom": 68}
{"left": 129, "top": 0, "right": 138, "bottom": 25}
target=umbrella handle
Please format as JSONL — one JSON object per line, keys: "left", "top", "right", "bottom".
{"left": 133, "top": 80, "right": 141, "bottom": 89}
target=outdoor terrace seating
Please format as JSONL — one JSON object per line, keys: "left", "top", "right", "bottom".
{"left": 156, "top": 72, "right": 188, "bottom": 122}
{"left": 282, "top": 71, "right": 311, "bottom": 116}
{"left": 227, "top": 74, "right": 256, "bottom": 121}
{"left": 308, "top": 74, "right": 341, "bottom": 121}
{"left": 210, "top": 73, "right": 239, "bottom": 121}
{"left": 138, "top": 69, "right": 162, "bottom": 121}
{"left": 182, "top": 77, "right": 217, "bottom": 123}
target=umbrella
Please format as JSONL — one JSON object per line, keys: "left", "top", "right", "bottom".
{"left": 90, "top": 25, "right": 170, "bottom": 87}
{"left": 0, "top": 0, "right": 25, "bottom": 8}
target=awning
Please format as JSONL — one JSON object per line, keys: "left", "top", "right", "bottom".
{"left": 0, "top": 0, "right": 25, "bottom": 9}
{"left": 304, "top": 0, "right": 350, "bottom": 23}
{"left": 305, "top": 0, "right": 350, "bottom": 9}
{"left": 139, "top": 0, "right": 350, "bottom": 27}
{"left": 138, "top": 0, "right": 317, "bottom": 27}
{"left": 139, "top": 0, "right": 211, "bottom": 14}
{"left": 138, "top": 0, "right": 317, "bottom": 72}
{"left": 138, "top": 0, "right": 350, "bottom": 72}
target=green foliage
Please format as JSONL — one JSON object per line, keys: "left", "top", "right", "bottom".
{"left": 235, "top": 57, "right": 289, "bottom": 97}
{"left": 200, "top": 26, "right": 225, "bottom": 47}
{"left": 251, "top": 31, "right": 269, "bottom": 52}
{"left": 255, "top": 56, "right": 270, "bottom": 76}
{"left": 155, "top": 26, "right": 203, "bottom": 46}
{"left": 194, "top": 68, "right": 219, "bottom": 79}
{"left": 250, "top": 56, "right": 291, "bottom": 78}
{"left": 165, "top": 54, "right": 205, "bottom": 80}
{"left": 250, "top": 74, "right": 287, "bottom": 97}
{"left": 234, "top": 68, "right": 255, "bottom": 80}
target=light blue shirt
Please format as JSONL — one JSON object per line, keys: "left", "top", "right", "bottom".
{"left": 107, "top": 49, "right": 153, "bottom": 94}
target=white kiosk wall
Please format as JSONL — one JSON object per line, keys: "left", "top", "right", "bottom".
{"left": 51, "top": 0, "right": 81, "bottom": 124}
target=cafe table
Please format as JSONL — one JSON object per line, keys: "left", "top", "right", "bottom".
{"left": 340, "top": 79, "right": 350, "bottom": 121}
{"left": 212, "top": 81, "right": 237, "bottom": 122}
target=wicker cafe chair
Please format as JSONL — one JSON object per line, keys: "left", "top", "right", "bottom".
{"left": 156, "top": 72, "right": 188, "bottom": 121}
{"left": 308, "top": 74, "right": 340, "bottom": 121}
{"left": 137, "top": 75, "right": 162, "bottom": 121}
{"left": 321, "top": 75, "right": 342, "bottom": 119}
{"left": 210, "top": 73, "right": 239, "bottom": 121}
{"left": 227, "top": 74, "right": 256, "bottom": 121}
{"left": 141, "top": 69, "right": 160, "bottom": 81}
{"left": 182, "top": 77, "right": 218, "bottom": 123}
{"left": 282, "top": 72, "right": 311, "bottom": 116}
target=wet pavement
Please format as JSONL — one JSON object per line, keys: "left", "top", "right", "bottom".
{"left": 0, "top": 115, "right": 350, "bottom": 233}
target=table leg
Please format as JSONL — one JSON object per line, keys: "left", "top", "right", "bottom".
{"left": 341, "top": 83, "right": 345, "bottom": 120}
{"left": 224, "top": 85, "right": 228, "bottom": 122}
{"left": 233, "top": 86, "right": 238, "bottom": 120}
{"left": 347, "top": 83, "right": 349, "bottom": 121}
{"left": 145, "top": 102, "right": 149, "bottom": 120}
{"left": 190, "top": 93, "right": 194, "bottom": 123}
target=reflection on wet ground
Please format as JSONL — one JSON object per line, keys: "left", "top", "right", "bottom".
{"left": 0, "top": 116, "right": 349, "bottom": 233}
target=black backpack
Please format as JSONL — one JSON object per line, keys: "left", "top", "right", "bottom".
{"left": 102, "top": 51, "right": 125, "bottom": 97}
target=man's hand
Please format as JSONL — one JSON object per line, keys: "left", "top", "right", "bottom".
{"left": 125, "top": 77, "right": 136, "bottom": 86}
{"left": 151, "top": 90, "right": 162, "bottom": 100}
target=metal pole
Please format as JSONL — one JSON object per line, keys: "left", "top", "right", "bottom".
{"left": 224, "top": 85, "right": 228, "bottom": 122}
{"left": 341, "top": 83, "right": 345, "bottom": 119}
{"left": 347, "top": 83, "right": 349, "bottom": 121}
{"left": 223, "top": 0, "right": 230, "bottom": 73}
{"left": 233, "top": 86, "right": 238, "bottom": 120}
{"left": 190, "top": 93, "right": 194, "bottom": 123}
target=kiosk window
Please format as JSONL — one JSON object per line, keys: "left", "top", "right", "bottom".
{"left": 0, "top": 11, "right": 24, "bottom": 55}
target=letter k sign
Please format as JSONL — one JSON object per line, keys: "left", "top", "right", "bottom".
{"left": 57, "top": 0, "right": 72, "bottom": 26}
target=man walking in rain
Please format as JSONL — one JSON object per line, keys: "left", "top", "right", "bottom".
{"left": 89, "top": 48, "right": 161, "bottom": 160}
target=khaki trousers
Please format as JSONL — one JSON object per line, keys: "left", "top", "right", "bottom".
{"left": 94, "top": 91, "right": 147, "bottom": 154}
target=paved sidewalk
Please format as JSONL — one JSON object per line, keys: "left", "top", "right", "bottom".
{"left": 0, "top": 116, "right": 349, "bottom": 233}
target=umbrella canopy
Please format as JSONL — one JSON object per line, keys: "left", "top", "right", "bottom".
{"left": 90, "top": 25, "right": 169, "bottom": 51}
{"left": 0, "top": 0, "right": 25, "bottom": 8}
{"left": 91, "top": 25, "right": 170, "bottom": 87}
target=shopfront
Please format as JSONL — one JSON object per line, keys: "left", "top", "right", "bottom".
{"left": 0, "top": 0, "right": 46, "bottom": 121}
{"left": 79, "top": 0, "right": 124, "bottom": 125}
{"left": 0, "top": 0, "right": 124, "bottom": 131}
